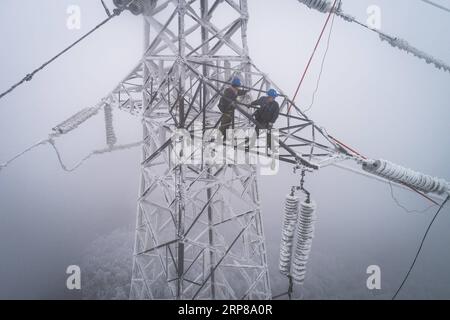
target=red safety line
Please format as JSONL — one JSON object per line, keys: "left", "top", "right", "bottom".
{"left": 288, "top": 0, "right": 338, "bottom": 113}
{"left": 328, "top": 134, "right": 367, "bottom": 160}
{"left": 406, "top": 185, "right": 439, "bottom": 206}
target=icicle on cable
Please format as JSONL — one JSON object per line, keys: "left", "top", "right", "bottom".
{"left": 297, "top": 0, "right": 450, "bottom": 74}
{"left": 363, "top": 160, "right": 449, "bottom": 196}
{"left": 292, "top": 200, "right": 317, "bottom": 285}
{"left": 104, "top": 104, "right": 117, "bottom": 147}
{"left": 279, "top": 194, "right": 300, "bottom": 276}
{"left": 378, "top": 35, "right": 450, "bottom": 73}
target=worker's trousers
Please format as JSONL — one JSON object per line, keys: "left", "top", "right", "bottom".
{"left": 219, "top": 111, "right": 234, "bottom": 141}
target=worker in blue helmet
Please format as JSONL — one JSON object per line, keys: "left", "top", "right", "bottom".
{"left": 251, "top": 88, "right": 280, "bottom": 133}
{"left": 251, "top": 89, "right": 280, "bottom": 150}
{"left": 218, "top": 77, "right": 249, "bottom": 140}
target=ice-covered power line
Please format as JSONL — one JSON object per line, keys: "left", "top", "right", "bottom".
{"left": 419, "top": 0, "right": 450, "bottom": 13}
{"left": 0, "top": 0, "right": 142, "bottom": 102}
{"left": 330, "top": 162, "right": 445, "bottom": 204}
{"left": 0, "top": 134, "right": 141, "bottom": 173}
{"left": 363, "top": 160, "right": 450, "bottom": 196}
{"left": 49, "top": 140, "right": 141, "bottom": 172}
{"left": 1, "top": 103, "right": 138, "bottom": 173}
{"left": 1, "top": 0, "right": 449, "bottom": 300}
{"left": 296, "top": 0, "right": 450, "bottom": 74}
{"left": 377, "top": 34, "right": 450, "bottom": 73}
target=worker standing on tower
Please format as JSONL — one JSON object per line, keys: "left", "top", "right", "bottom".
{"left": 251, "top": 89, "right": 280, "bottom": 150}
{"left": 252, "top": 89, "right": 280, "bottom": 133}
{"left": 218, "top": 77, "right": 248, "bottom": 140}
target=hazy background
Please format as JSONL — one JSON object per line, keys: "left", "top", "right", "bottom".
{"left": 0, "top": 0, "right": 449, "bottom": 299}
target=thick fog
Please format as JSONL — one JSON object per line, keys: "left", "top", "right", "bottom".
{"left": 0, "top": 0, "right": 449, "bottom": 299}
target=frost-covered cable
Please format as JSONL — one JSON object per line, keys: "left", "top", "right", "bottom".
{"left": 378, "top": 35, "right": 450, "bottom": 73}
{"left": 0, "top": 5, "right": 130, "bottom": 102}
{"left": 1, "top": 100, "right": 141, "bottom": 173}
{"left": 363, "top": 159, "right": 449, "bottom": 196}
{"left": 291, "top": 200, "right": 317, "bottom": 285}
{"left": 296, "top": 0, "right": 450, "bottom": 74}
{"left": 104, "top": 104, "right": 117, "bottom": 147}
{"left": 0, "top": 136, "right": 56, "bottom": 171}
{"left": 0, "top": 135, "right": 141, "bottom": 174}
{"left": 419, "top": 0, "right": 450, "bottom": 14}
{"left": 49, "top": 139, "right": 142, "bottom": 172}
{"left": 279, "top": 194, "right": 300, "bottom": 276}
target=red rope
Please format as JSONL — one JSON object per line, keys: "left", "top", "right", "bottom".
{"left": 288, "top": 0, "right": 338, "bottom": 113}
{"left": 328, "top": 134, "right": 367, "bottom": 160}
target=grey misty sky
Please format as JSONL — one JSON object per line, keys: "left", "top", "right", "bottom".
{"left": 0, "top": 0, "right": 449, "bottom": 299}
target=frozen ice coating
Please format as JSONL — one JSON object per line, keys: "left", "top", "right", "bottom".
{"left": 0, "top": 0, "right": 449, "bottom": 300}
{"left": 0, "top": 102, "right": 140, "bottom": 173}
{"left": 363, "top": 160, "right": 450, "bottom": 196}
{"left": 378, "top": 35, "right": 450, "bottom": 73}
{"left": 297, "top": 0, "right": 450, "bottom": 74}
{"left": 48, "top": 140, "right": 142, "bottom": 173}
{"left": 279, "top": 195, "right": 300, "bottom": 276}
{"left": 279, "top": 195, "right": 318, "bottom": 286}
{"left": 104, "top": 104, "right": 117, "bottom": 147}
{"left": 292, "top": 201, "right": 317, "bottom": 285}
{"left": 53, "top": 107, "right": 100, "bottom": 134}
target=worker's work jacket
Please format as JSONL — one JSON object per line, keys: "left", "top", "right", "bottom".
{"left": 218, "top": 87, "right": 248, "bottom": 114}
{"left": 251, "top": 97, "right": 280, "bottom": 125}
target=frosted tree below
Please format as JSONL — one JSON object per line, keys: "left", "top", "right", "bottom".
{"left": 81, "top": 227, "right": 134, "bottom": 300}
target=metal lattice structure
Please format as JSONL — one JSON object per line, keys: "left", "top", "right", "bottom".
{"left": 0, "top": 0, "right": 347, "bottom": 300}
{"left": 0, "top": 0, "right": 449, "bottom": 301}
{"left": 127, "top": 0, "right": 271, "bottom": 300}
{"left": 106, "top": 0, "right": 343, "bottom": 300}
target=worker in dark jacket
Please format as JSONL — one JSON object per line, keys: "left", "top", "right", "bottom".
{"left": 251, "top": 89, "right": 280, "bottom": 133}
{"left": 251, "top": 89, "right": 280, "bottom": 151}
{"left": 218, "top": 77, "right": 248, "bottom": 140}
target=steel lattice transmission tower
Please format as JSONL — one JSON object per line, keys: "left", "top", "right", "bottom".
{"left": 127, "top": 0, "right": 274, "bottom": 300}
{"left": 109, "top": 0, "right": 450, "bottom": 300}
{"left": 106, "top": 0, "right": 342, "bottom": 300}
{"left": 1, "top": 0, "right": 448, "bottom": 302}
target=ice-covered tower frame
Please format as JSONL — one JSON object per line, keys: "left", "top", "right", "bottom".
{"left": 0, "top": 0, "right": 447, "bottom": 302}
{"left": 107, "top": 0, "right": 350, "bottom": 301}
{"left": 128, "top": 0, "right": 276, "bottom": 300}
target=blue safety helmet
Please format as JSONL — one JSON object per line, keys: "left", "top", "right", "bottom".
{"left": 267, "top": 89, "right": 278, "bottom": 98}
{"left": 231, "top": 77, "right": 242, "bottom": 87}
